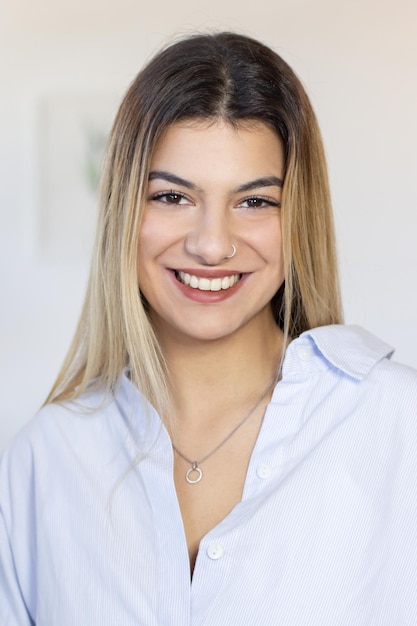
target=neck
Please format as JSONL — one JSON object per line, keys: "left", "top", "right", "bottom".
{"left": 155, "top": 314, "right": 284, "bottom": 431}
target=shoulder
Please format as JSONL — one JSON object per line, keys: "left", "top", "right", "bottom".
{"left": 0, "top": 386, "right": 110, "bottom": 491}
{"left": 2, "top": 383, "right": 113, "bottom": 450}
{"left": 278, "top": 325, "right": 417, "bottom": 479}
{"left": 283, "top": 324, "right": 417, "bottom": 414}
{"left": 0, "top": 374, "right": 160, "bottom": 497}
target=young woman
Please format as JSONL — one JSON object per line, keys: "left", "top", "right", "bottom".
{"left": 1, "top": 32, "right": 416, "bottom": 625}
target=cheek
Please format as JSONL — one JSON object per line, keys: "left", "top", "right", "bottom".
{"left": 262, "top": 231, "right": 284, "bottom": 287}
{"left": 137, "top": 215, "right": 158, "bottom": 255}
{"left": 138, "top": 211, "right": 185, "bottom": 259}
{"left": 136, "top": 223, "right": 154, "bottom": 288}
{"left": 136, "top": 215, "right": 164, "bottom": 277}
{"left": 247, "top": 220, "right": 283, "bottom": 267}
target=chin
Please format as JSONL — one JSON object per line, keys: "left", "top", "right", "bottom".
{"left": 179, "top": 325, "right": 241, "bottom": 344}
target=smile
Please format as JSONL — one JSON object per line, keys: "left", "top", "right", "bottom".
{"left": 175, "top": 271, "right": 242, "bottom": 291}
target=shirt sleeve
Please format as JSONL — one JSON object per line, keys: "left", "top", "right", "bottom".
{"left": 0, "top": 507, "right": 34, "bottom": 626}
{"left": 0, "top": 428, "right": 37, "bottom": 626}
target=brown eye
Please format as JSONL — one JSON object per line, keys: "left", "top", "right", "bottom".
{"left": 164, "top": 193, "right": 184, "bottom": 204}
{"left": 239, "top": 196, "right": 281, "bottom": 209}
{"left": 151, "top": 191, "right": 188, "bottom": 205}
{"left": 246, "top": 197, "right": 265, "bottom": 208}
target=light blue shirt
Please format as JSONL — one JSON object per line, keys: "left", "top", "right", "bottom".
{"left": 1, "top": 325, "right": 416, "bottom": 625}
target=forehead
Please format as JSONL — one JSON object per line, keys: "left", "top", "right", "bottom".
{"left": 149, "top": 119, "right": 285, "bottom": 185}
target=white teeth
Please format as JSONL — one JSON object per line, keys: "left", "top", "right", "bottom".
{"left": 177, "top": 271, "right": 241, "bottom": 291}
{"left": 199, "top": 278, "right": 211, "bottom": 291}
{"left": 210, "top": 278, "right": 222, "bottom": 291}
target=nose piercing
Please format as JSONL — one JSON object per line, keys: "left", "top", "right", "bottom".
{"left": 225, "top": 244, "right": 237, "bottom": 259}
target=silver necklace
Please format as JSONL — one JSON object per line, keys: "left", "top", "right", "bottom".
{"left": 172, "top": 374, "right": 277, "bottom": 484}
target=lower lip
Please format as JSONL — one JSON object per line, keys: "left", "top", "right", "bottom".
{"left": 169, "top": 271, "right": 248, "bottom": 303}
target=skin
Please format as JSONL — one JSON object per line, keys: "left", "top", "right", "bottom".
{"left": 138, "top": 119, "right": 285, "bottom": 345}
{"left": 137, "top": 118, "right": 286, "bottom": 572}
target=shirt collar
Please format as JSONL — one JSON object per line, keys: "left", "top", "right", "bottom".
{"left": 282, "top": 324, "right": 394, "bottom": 381}
{"left": 118, "top": 325, "right": 394, "bottom": 416}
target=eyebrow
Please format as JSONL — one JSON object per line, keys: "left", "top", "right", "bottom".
{"left": 148, "top": 170, "right": 283, "bottom": 193}
{"left": 148, "top": 170, "right": 200, "bottom": 191}
{"left": 234, "top": 176, "right": 283, "bottom": 193}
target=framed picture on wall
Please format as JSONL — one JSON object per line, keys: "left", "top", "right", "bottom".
{"left": 37, "top": 93, "right": 119, "bottom": 262}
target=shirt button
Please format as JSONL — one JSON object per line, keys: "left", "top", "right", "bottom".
{"left": 297, "top": 346, "right": 313, "bottom": 361}
{"left": 257, "top": 463, "right": 272, "bottom": 479}
{"left": 207, "top": 543, "right": 224, "bottom": 560}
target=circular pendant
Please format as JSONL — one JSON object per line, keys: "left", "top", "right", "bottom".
{"left": 185, "top": 463, "right": 203, "bottom": 484}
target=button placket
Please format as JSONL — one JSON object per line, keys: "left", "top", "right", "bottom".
{"left": 256, "top": 463, "right": 272, "bottom": 479}
{"left": 206, "top": 542, "right": 224, "bottom": 560}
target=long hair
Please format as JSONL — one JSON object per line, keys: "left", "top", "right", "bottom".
{"left": 46, "top": 32, "right": 343, "bottom": 415}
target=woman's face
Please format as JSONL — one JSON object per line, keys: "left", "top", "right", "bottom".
{"left": 137, "top": 119, "right": 285, "bottom": 344}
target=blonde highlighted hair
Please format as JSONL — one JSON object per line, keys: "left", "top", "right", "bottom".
{"left": 46, "top": 32, "right": 343, "bottom": 415}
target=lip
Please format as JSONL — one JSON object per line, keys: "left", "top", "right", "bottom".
{"left": 167, "top": 268, "right": 248, "bottom": 303}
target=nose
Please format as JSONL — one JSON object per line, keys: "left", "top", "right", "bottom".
{"left": 184, "top": 205, "right": 235, "bottom": 265}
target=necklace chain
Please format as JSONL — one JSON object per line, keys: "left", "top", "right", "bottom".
{"left": 172, "top": 373, "right": 277, "bottom": 484}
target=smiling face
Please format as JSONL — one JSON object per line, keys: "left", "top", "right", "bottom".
{"left": 137, "top": 119, "right": 285, "bottom": 345}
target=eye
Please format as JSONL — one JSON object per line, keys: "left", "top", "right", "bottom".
{"left": 149, "top": 191, "right": 190, "bottom": 205}
{"left": 238, "top": 196, "right": 281, "bottom": 209}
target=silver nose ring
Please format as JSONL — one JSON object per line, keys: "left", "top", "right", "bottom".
{"left": 225, "top": 244, "right": 237, "bottom": 259}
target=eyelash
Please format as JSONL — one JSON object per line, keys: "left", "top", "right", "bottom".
{"left": 150, "top": 190, "right": 190, "bottom": 205}
{"left": 149, "top": 190, "right": 281, "bottom": 209}
{"left": 240, "top": 196, "right": 281, "bottom": 209}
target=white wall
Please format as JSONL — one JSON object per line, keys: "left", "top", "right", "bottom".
{"left": 1, "top": 0, "right": 416, "bottom": 451}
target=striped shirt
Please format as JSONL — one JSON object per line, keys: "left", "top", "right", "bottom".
{"left": 1, "top": 325, "right": 416, "bottom": 625}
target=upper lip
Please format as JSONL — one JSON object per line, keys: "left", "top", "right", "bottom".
{"left": 171, "top": 268, "right": 244, "bottom": 278}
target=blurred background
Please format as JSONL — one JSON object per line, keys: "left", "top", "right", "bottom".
{"left": 1, "top": 0, "right": 416, "bottom": 451}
